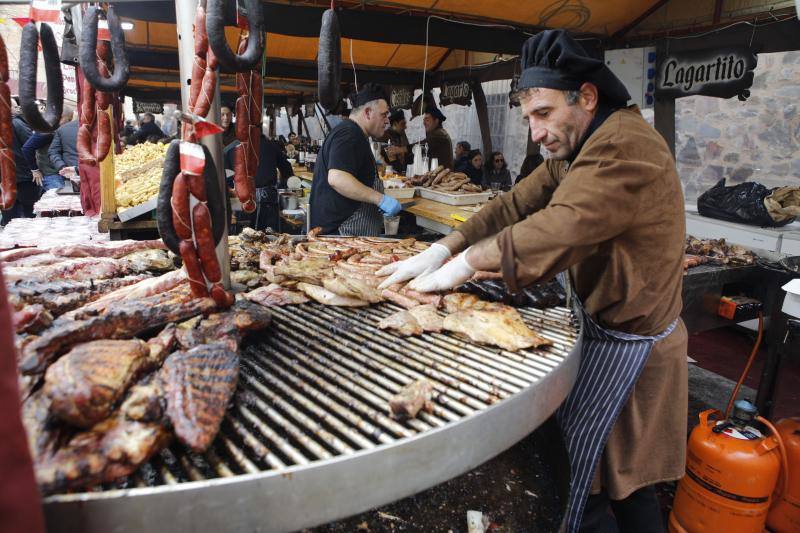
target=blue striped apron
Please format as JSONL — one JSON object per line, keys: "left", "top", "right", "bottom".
{"left": 558, "top": 303, "right": 677, "bottom": 532}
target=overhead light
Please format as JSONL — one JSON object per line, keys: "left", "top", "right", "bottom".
{"left": 121, "top": 22, "right": 134, "bottom": 31}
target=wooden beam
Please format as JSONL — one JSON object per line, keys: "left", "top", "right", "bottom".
{"left": 712, "top": 0, "right": 724, "bottom": 24}
{"left": 431, "top": 48, "right": 454, "bottom": 72}
{"left": 654, "top": 97, "right": 676, "bottom": 156}
{"left": 98, "top": 106, "right": 116, "bottom": 233}
{"left": 612, "top": 0, "right": 672, "bottom": 41}
{"left": 471, "top": 81, "right": 492, "bottom": 157}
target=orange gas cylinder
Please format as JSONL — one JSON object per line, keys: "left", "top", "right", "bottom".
{"left": 767, "top": 418, "right": 800, "bottom": 533}
{"left": 669, "top": 401, "right": 784, "bottom": 533}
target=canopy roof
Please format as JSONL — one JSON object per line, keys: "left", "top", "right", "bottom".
{"left": 112, "top": 0, "right": 799, "bottom": 103}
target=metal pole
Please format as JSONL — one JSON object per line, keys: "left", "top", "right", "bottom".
{"left": 175, "top": 0, "right": 230, "bottom": 288}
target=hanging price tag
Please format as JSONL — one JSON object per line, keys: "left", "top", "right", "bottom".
{"left": 96, "top": 19, "right": 111, "bottom": 42}
{"left": 180, "top": 111, "right": 224, "bottom": 141}
{"left": 179, "top": 141, "right": 205, "bottom": 176}
{"left": 29, "top": 0, "right": 62, "bottom": 24}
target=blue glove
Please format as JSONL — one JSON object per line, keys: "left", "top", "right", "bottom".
{"left": 378, "top": 194, "right": 402, "bottom": 216}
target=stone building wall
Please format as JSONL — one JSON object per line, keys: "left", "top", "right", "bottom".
{"left": 675, "top": 50, "right": 800, "bottom": 202}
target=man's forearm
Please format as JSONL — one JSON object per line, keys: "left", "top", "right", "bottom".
{"left": 328, "top": 169, "right": 383, "bottom": 205}
{"left": 464, "top": 235, "right": 502, "bottom": 271}
{"left": 437, "top": 231, "right": 468, "bottom": 255}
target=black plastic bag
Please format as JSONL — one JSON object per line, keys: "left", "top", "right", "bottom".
{"left": 697, "top": 179, "right": 794, "bottom": 227}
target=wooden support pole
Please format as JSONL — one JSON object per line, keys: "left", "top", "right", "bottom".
{"left": 654, "top": 97, "right": 676, "bottom": 156}
{"left": 98, "top": 106, "right": 116, "bottom": 233}
{"left": 472, "top": 80, "right": 493, "bottom": 156}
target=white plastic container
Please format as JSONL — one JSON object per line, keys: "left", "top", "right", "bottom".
{"left": 782, "top": 279, "right": 800, "bottom": 318}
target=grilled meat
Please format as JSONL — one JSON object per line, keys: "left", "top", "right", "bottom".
{"left": 442, "top": 306, "right": 552, "bottom": 351}
{"left": 35, "top": 374, "right": 172, "bottom": 495}
{"left": 71, "top": 269, "right": 187, "bottom": 316}
{"left": 389, "top": 378, "right": 434, "bottom": 420}
{"left": 123, "top": 248, "right": 174, "bottom": 272}
{"left": 323, "top": 275, "right": 383, "bottom": 304}
{"left": 44, "top": 340, "right": 151, "bottom": 428}
{"left": 5, "top": 253, "right": 64, "bottom": 268}
{"left": 164, "top": 343, "right": 239, "bottom": 452}
{"left": 48, "top": 239, "right": 167, "bottom": 259}
{"left": 3, "top": 257, "right": 132, "bottom": 283}
{"left": 230, "top": 269, "right": 262, "bottom": 288}
{"left": 6, "top": 275, "right": 149, "bottom": 316}
{"left": 13, "top": 304, "right": 53, "bottom": 334}
{"left": 442, "top": 293, "right": 492, "bottom": 313}
{"left": 298, "top": 282, "right": 369, "bottom": 307}
{"left": 243, "top": 283, "right": 309, "bottom": 307}
{"left": 175, "top": 300, "right": 271, "bottom": 351}
{"left": 19, "top": 297, "right": 216, "bottom": 375}
{"left": 378, "top": 309, "right": 423, "bottom": 336}
{"left": 22, "top": 388, "right": 72, "bottom": 465}
{"left": 408, "top": 304, "right": 443, "bottom": 333}
{"left": 146, "top": 323, "right": 178, "bottom": 368}
{"left": 272, "top": 258, "right": 333, "bottom": 284}
{"left": 381, "top": 289, "right": 420, "bottom": 309}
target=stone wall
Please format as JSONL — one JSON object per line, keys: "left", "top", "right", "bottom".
{"left": 675, "top": 50, "right": 800, "bottom": 202}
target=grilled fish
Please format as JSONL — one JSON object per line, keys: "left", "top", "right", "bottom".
{"left": 164, "top": 343, "right": 239, "bottom": 452}
{"left": 44, "top": 340, "right": 151, "bottom": 428}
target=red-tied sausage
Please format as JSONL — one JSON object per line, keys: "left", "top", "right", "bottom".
{"left": 179, "top": 239, "right": 209, "bottom": 298}
{"left": 0, "top": 82, "right": 13, "bottom": 149}
{"left": 96, "top": 110, "right": 112, "bottom": 162}
{"left": 188, "top": 56, "right": 206, "bottom": 111}
{"left": 96, "top": 90, "right": 111, "bottom": 111}
{"left": 80, "top": 80, "right": 96, "bottom": 126}
{"left": 236, "top": 71, "right": 249, "bottom": 95}
{"left": 192, "top": 202, "right": 222, "bottom": 283}
{"left": 194, "top": 68, "right": 216, "bottom": 118}
{"left": 0, "top": 150, "right": 15, "bottom": 210}
{"left": 171, "top": 173, "right": 192, "bottom": 240}
{"left": 233, "top": 144, "right": 256, "bottom": 213}
{"left": 77, "top": 124, "right": 96, "bottom": 165}
{"left": 186, "top": 172, "right": 207, "bottom": 202}
{"left": 193, "top": 4, "right": 207, "bottom": 58}
{"left": 235, "top": 96, "right": 249, "bottom": 142}
{"left": 247, "top": 127, "right": 259, "bottom": 175}
{"left": 234, "top": 141, "right": 250, "bottom": 177}
{"left": 0, "top": 34, "right": 9, "bottom": 82}
{"left": 210, "top": 283, "right": 234, "bottom": 308}
{"left": 249, "top": 71, "right": 262, "bottom": 125}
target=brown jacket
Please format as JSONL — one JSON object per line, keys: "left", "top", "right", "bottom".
{"left": 458, "top": 106, "right": 688, "bottom": 498}
{"left": 425, "top": 126, "right": 454, "bottom": 170}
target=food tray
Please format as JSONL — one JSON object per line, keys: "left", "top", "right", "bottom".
{"left": 384, "top": 187, "right": 416, "bottom": 199}
{"left": 419, "top": 188, "right": 492, "bottom": 206}
{"left": 117, "top": 196, "right": 157, "bottom": 222}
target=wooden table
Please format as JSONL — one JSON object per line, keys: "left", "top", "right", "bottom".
{"left": 404, "top": 198, "right": 482, "bottom": 235}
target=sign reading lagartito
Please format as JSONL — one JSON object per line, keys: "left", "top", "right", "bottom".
{"left": 657, "top": 47, "right": 757, "bottom": 99}
{"left": 439, "top": 80, "right": 473, "bottom": 107}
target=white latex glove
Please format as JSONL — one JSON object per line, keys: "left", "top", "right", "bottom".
{"left": 408, "top": 247, "right": 477, "bottom": 293}
{"left": 377, "top": 242, "right": 451, "bottom": 289}
{"left": 31, "top": 169, "right": 43, "bottom": 186}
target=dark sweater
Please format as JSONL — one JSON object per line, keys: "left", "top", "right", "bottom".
{"left": 48, "top": 120, "right": 79, "bottom": 170}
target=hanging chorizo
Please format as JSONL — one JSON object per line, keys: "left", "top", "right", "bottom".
{"left": 235, "top": 97, "right": 249, "bottom": 142}
{"left": 192, "top": 202, "right": 221, "bottom": 283}
{"left": 188, "top": 56, "right": 207, "bottom": 112}
{"left": 96, "top": 111, "right": 112, "bottom": 162}
{"left": 193, "top": 4, "right": 208, "bottom": 58}
{"left": 206, "top": 0, "right": 263, "bottom": 72}
{"left": 179, "top": 239, "right": 210, "bottom": 298}
{"left": 79, "top": 6, "right": 130, "bottom": 92}
{"left": 77, "top": 124, "right": 96, "bottom": 166}
{"left": 171, "top": 173, "right": 192, "bottom": 241}
{"left": 18, "top": 22, "right": 64, "bottom": 132}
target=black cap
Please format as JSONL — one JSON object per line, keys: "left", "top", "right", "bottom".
{"left": 425, "top": 106, "right": 446, "bottom": 123}
{"left": 519, "top": 30, "right": 630, "bottom": 105}
{"left": 348, "top": 83, "right": 389, "bottom": 108}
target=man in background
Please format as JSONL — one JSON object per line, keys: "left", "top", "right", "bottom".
{"left": 49, "top": 108, "right": 79, "bottom": 191}
{"left": 25, "top": 106, "right": 75, "bottom": 192}
{"left": 381, "top": 109, "right": 411, "bottom": 171}
{"left": 1, "top": 100, "right": 37, "bottom": 225}
{"left": 423, "top": 106, "right": 453, "bottom": 169}
{"left": 134, "top": 113, "right": 164, "bottom": 143}
{"left": 453, "top": 140, "right": 471, "bottom": 172}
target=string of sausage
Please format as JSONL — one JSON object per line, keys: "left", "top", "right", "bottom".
{"left": 168, "top": 5, "right": 231, "bottom": 308}
{"left": 77, "top": 42, "right": 119, "bottom": 166}
{"left": 232, "top": 32, "right": 261, "bottom": 213}
{"left": 0, "top": 34, "right": 15, "bottom": 210}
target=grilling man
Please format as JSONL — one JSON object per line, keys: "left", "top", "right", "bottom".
{"left": 378, "top": 30, "right": 687, "bottom": 533}
{"left": 310, "top": 83, "right": 402, "bottom": 236}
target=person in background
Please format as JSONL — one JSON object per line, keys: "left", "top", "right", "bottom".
{"left": 24, "top": 106, "right": 75, "bottom": 192}
{"left": 1, "top": 104, "right": 37, "bottom": 225}
{"left": 381, "top": 109, "right": 411, "bottom": 171}
{"left": 221, "top": 105, "right": 237, "bottom": 147}
{"left": 134, "top": 113, "right": 164, "bottom": 143}
{"left": 423, "top": 106, "right": 454, "bottom": 169}
{"left": 463, "top": 149, "right": 483, "bottom": 186}
{"left": 453, "top": 141, "right": 471, "bottom": 172}
{"left": 515, "top": 151, "right": 545, "bottom": 185}
{"left": 253, "top": 134, "right": 294, "bottom": 231}
{"left": 483, "top": 151, "right": 512, "bottom": 191}
{"left": 123, "top": 119, "right": 135, "bottom": 138}
{"left": 49, "top": 110, "right": 79, "bottom": 190}
{"left": 310, "top": 83, "right": 401, "bottom": 236}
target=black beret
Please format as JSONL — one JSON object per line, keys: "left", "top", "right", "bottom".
{"left": 425, "top": 106, "right": 446, "bottom": 123}
{"left": 519, "top": 29, "right": 630, "bottom": 105}
{"left": 348, "top": 82, "right": 389, "bottom": 108}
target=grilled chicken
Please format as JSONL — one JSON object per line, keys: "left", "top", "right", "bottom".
{"left": 323, "top": 275, "right": 383, "bottom": 304}
{"left": 272, "top": 258, "right": 332, "bottom": 284}
{"left": 20, "top": 297, "right": 216, "bottom": 375}
{"left": 389, "top": 378, "right": 434, "bottom": 420}
{"left": 35, "top": 374, "right": 172, "bottom": 495}
{"left": 243, "top": 283, "right": 310, "bottom": 307}
{"left": 44, "top": 340, "right": 151, "bottom": 428}
{"left": 175, "top": 300, "right": 272, "bottom": 351}
{"left": 408, "top": 304, "right": 444, "bottom": 333}
{"left": 442, "top": 307, "right": 552, "bottom": 351}
{"left": 297, "top": 282, "right": 369, "bottom": 307}
{"left": 378, "top": 309, "right": 423, "bottom": 336}
{"left": 164, "top": 343, "right": 239, "bottom": 452}
{"left": 442, "top": 293, "right": 493, "bottom": 313}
